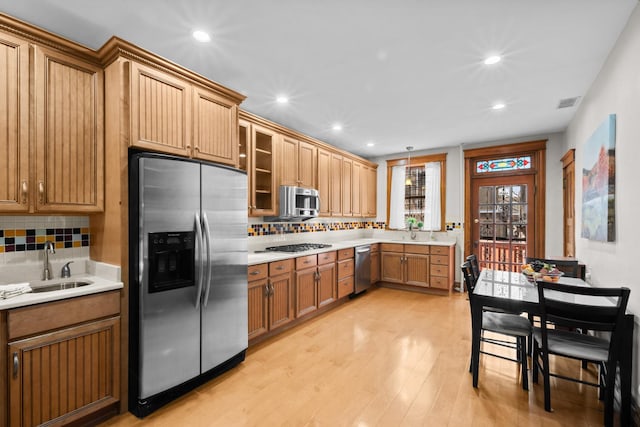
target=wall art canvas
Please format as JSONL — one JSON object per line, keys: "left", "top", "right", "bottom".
{"left": 581, "top": 114, "right": 616, "bottom": 242}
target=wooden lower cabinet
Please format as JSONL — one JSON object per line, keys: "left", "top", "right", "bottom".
{"left": 381, "top": 243, "right": 453, "bottom": 290}
{"left": 336, "top": 248, "right": 355, "bottom": 298}
{"left": 248, "top": 261, "right": 294, "bottom": 341}
{"left": 317, "top": 263, "right": 337, "bottom": 307}
{"left": 296, "top": 266, "right": 318, "bottom": 317}
{"left": 370, "top": 244, "right": 380, "bottom": 284}
{"left": 4, "top": 291, "right": 120, "bottom": 427}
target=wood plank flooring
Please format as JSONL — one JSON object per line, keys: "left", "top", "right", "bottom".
{"left": 101, "top": 287, "right": 608, "bottom": 426}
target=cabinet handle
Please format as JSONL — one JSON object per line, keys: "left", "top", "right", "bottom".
{"left": 276, "top": 266, "right": 284, "bottom": 271}
{"left": 38, "top": 181, "right": 45, "bottom": 204}
{"left": 12, "top": 352, "right": 18, "bottom": 378}
{"left": 269, "top": 283, "right": 275, "bottom": 295}
{"left": 21, "top": 180, "right": 28, "bottom": 204}
{"left": 264, "top": 283, "right": 270, "bottom": 296}
{"left": 250, "top": 270, "right": 260, "bottom": 276}
{"left": 186, "top": 144, "right": 191, "bottom": 149}
{"left": 194, "top": 146, "right": 200, "bottom": 152}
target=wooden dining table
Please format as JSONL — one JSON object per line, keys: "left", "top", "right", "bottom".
{"left": 470, "top": 269, "right": 634, "bottom": 426}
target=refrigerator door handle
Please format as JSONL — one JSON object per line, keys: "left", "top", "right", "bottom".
{"left": 202, "top": 211, "right": 213, "bottom": 307}
{"left": 194, "top": 211, "right": 205, "bottom": 309}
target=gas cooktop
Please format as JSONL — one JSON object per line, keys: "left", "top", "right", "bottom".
{"left": 265, "top": 243, "right": 332, "bottom": 253}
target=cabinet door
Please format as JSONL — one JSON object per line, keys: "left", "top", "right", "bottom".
{"left": 280, "top": 136, "right": 299, "bottom": 187}
{"left": 34, "top": 45, "right": 104, "bottom": 212}
{"left": 330, "top": 152, "right": 342, "bottom": 216}
{"left": 317, "top": 263, "right": 337, "bottom": 308}
{"left": 248, "top": 278, "right": 269, "bottom": 340}
{"left": 193, "top": 85, "right": 238, "bottom": 166}
{"left": 295, "top": 268, "right": 318, "bottom": 317}
{"left": 130, "top": 61, "right": 191, "bottom": 156}
{"left": 250, "top": 125, "right": 277, "bottom": 216}
{"left": 269, "top": 272, "right": 295, "bottom": 330}
{"left": 9, "top": 317, "right": 120, "bottom": 427}
{"left": 0, "top": 32, "right": 29, "bottom": 212}
{"left": 370, "top": 251, "right": 380, "bottom": 284}
{"left": 352, "top": 161, "right": 362, "bottom": 217}
{"left": 367, "top": 166, "right": 377, "bottom": 217}
{"left": 342, "top": 158, "right": 352, "bottom": 216}
{"left": 405, "top": 254, "right": 429, "bottom": 287}
{"left": 317, "top": 148, "right": 331, "bottom": 216}
{"left": 381, "top": 252, "right": 404, "bottom": 284}
{"left": 298, "top": 140, "right": 316, "bottom": 188}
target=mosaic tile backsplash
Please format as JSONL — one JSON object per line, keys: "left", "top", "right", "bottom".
{"left": 249, "top": 221, "right": 386, "bottom": 237}
{"left": 0, "top": 216, "right": 90, "bottom": 254}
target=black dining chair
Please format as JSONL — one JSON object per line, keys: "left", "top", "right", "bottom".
{"left": 461, "top": 261, "right": 532, "bottom": 390}
{"left": 525, "top": 257, "right": 580, "bottom": 278}
{"left": 532, "top": 281, "right": 630, "bottom": 426}
{"left": 465, "top": 254, "right": 480, "bottom": 287}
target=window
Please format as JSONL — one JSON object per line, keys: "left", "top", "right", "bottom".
{"left": 476, "top": 156, "right": 532, "bottom": 173}
{"left": 386, "top": 153, "right": 446, "bottom": 230}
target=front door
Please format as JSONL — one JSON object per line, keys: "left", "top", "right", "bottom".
{"left": 471, "top": 174, "right": 535, "bottom": 272}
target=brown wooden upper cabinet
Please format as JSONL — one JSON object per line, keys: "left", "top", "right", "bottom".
{"left": 342, "top": 157, "right": 353, "bottom": 216}
{"left": 330, "top": 152, "right": 343, "bottom": 216}
{"left": 0, "top": 28, "right": 104, "bottom": 213}
{"left": 239, "top": 119, "right": 277, "bottom": 216}
{"left": 129, "top": 61, "right": 239, "bottom": 167}
{"left": 280, "top": 136, "right": 316, "bottom": 189}
{"left": 317, "top": 148, "right": 332, "bottom": 216}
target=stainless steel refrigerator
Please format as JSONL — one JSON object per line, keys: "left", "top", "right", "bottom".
{"left": 129, "top": 152, "right": 247, "bottom": 417}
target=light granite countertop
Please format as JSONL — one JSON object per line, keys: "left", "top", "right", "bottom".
{"left": 0, "top": 260, "right": 123, "bottom": 310}
{"left": 249, "top": 237, "right": 455, "bottom": 265}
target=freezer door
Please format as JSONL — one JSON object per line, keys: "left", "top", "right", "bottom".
{"left": 201, "top": 164, "right": 248, "bottom": 372}
{"left": 137, "top": 156, "right": 202, "bottom": 399}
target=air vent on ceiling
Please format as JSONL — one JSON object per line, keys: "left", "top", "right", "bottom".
{"left": 557, "top": 96, "right": 580, "bottom": 109}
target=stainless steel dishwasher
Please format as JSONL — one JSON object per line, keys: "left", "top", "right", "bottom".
{"left": 354, "top": 245, "right": 371, "bottom": 294}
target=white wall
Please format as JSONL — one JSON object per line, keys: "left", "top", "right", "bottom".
{"left": 565, "top": 5, "right": 640, "bottom": 399}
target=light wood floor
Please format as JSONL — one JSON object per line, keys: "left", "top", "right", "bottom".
{"left": 101, "top": 287, "right": 608, "bottom": 426}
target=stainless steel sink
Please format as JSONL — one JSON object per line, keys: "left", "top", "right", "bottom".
{"left": 30, "top": 280, "right": 93, "bottom": 293}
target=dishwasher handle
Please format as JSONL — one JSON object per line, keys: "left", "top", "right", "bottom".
{"left": 356, "top": 246, "right": 371, "bottom": 254}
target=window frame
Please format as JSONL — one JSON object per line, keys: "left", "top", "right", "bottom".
{"left": 386, "top": 153, "right": 447, "bottom": 230}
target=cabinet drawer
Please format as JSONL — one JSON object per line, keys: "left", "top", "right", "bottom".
{"left": 248, "top": 263, "right": 268, "bottom": 281}
{"left": 337, "top": 248, "right": 354, "bottom": 260}
{"left": 405, "top": 244, "right": 429, "bottom": 255}
{"left": 370, "top": 243, "right": 379, "bottom": 253}
{"left": 337, "top": 259, "right": 354, "bottom": 280}
{"left": 337, "top": 276, "right": 354, "bottom": 299}
{"left": 431, "top": 255, "right": 449, "bottom": 266}
{"left": 296, "top": 254, "right": 317, "bottom": 270}
{"left": 430, "top": 246, "right": 449, "bottom": 256}
{"left": 430, "top": 276, "right": 449, "bottom": 289}
{"left": 270, "top": 258, "right": 293, "bottom": 275}
{"left": 8, "top": 290, "right": 120, "bottom": 340}
{"left": 318, "top": 251, "right": 337, "bottom": 265}
{"left": 430, "top": 264, "right": 448, "bottom": 277}
{"left": 380, "top": 243, "right": 403, "bottom": 253}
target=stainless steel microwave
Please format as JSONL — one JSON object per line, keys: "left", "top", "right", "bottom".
{"left": 265, "top": 185, "right": 319, "bottom": 221}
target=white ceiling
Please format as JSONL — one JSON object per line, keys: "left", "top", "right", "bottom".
{"left": 1, "top": 0, "right": 637, "bottom": 158}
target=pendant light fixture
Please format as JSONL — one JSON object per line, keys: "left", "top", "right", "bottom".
{"left": 405, "top": 146, "right": 413, "bottom": 186}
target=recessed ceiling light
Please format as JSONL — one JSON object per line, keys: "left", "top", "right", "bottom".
{"left": 484, "top": 55, "right": 501, "bottom": 65}
{"left": 332, "top": 123, "right": 343, "bottom": 131}
{"left": 492, "top": 103, "right": 506, "bottom": 110}
{"left": 192, "top": 30, "right": 211, "bottom": 43}
{"left": 366, "top": 142, "right": 375, "bottom": 147}
{"left": 276, "top": 96, "right": 289, "bottom": 104}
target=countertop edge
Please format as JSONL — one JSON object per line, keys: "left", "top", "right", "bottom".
{"left": 0, "top": 274, "right": 123, "bottom": 310}
{"left": 249, "top": 238, "right": 456, "bottom": 265}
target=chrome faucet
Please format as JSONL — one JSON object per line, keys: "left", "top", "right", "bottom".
{"left": 42, "top": 241, "right": 56, "bottom": 280}
{"left": 408, "top": 223, "right": 417, "bottom": 240}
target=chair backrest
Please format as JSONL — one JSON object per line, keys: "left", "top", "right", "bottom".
{"left": 466, "top": 254, "right": 480, "bottom": 282}
{"left": 536, "top": 281, "right": 630, "bottom": 336}
{"left": 525, "top": 257, "right": 580, "bottom": 278}
{"left": 461, "top": 261, "right": 476, "bottom": 294}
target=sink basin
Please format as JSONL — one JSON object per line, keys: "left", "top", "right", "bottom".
{"left": 30, "top": 280, "right": 93, "bottom": 293}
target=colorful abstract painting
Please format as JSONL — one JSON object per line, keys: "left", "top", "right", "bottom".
{"left": 581, "top": 114, "right": 616, "bottom": 242}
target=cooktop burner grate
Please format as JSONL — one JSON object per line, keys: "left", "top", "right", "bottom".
{"left": 265, "top": 243, "right": 332, "bottom": 253}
